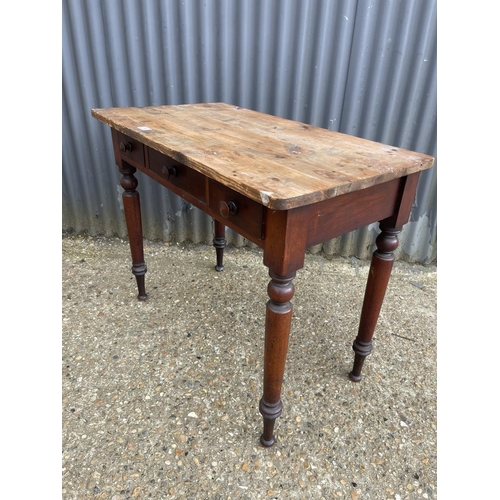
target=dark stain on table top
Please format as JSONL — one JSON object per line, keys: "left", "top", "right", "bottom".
{"left": 92, "top": 103, "right": 434, "bottom": 210}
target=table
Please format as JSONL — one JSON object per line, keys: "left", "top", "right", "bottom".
{"left": 91, "top": 103, "right": 434, "bottom": 447}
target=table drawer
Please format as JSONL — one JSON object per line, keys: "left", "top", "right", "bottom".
{"left": 115, "top": 131, "right": 145, "bottom": 166}
{"left": 209, "top": 179, "right": 264, "bottom": 241}
{"left": 148, "top": 148, "right": 207, "bottom": 203}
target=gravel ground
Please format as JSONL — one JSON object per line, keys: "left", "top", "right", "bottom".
{"left": 62, "top": 235, "right": 437, "bottom": 500}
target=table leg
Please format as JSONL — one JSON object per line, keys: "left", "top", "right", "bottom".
{"left": 119, "top": 163, "right": 147, "bottom": 301}
{"left": 349, "top": 222, "right": 400, "bottom": 382}
{"left": 259, "top": 270, "right": 295, "bottom": 447}
{"left": 213, "top": 219, "right": 225, "bottom": 272}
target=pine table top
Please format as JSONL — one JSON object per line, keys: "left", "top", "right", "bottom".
{"left": 92, "top": 103, "right": 434, "bottom": 210}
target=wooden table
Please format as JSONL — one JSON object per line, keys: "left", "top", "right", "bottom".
{"left": 91, "top": 103, "right": 434, "bottom": 447}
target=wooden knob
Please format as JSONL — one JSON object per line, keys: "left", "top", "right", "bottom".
{"left": 219, "top": 200, "right": 238, "bottom": 218}
{"left": 119, "top": 141, "right": 133, "bottom": 153}
{"left": 161, "top": 165, "right": 177, "bottom": 179}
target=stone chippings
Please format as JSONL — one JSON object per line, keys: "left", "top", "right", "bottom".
{"left": 62, "top": 235, "right": 437, "bottom": 500}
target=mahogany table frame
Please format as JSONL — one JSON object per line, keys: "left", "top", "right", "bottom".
{"left": 91, "top": 104, "right": 434, "bottom": 447}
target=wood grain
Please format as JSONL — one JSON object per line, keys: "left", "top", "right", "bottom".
{"left": 92, "top": 103, "right": 434, "bottom": 210}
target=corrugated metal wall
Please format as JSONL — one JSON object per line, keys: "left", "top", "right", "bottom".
{"left": 62, "top": 0, "right": 437, "bottom": 263}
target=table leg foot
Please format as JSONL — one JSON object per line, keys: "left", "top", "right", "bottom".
{"left": 132, "top": 264, "right": 147, "bottom": 301}
{"left": 260, "top": 435, "right": 275, "bottom": 447}
{"left": 349, "top": 223, "right": 399, "bottom": 381}
{"left": 259, "top": 399, "right": 282, "bottom": 447}
{"left": 213, "top": 219, "right": 225, "bottom": 272}
{"left": 348, "top": 340, "right": 372, "bottom": 381}
{"left": 120, "top": 163, "right": 148, "bottom": 301}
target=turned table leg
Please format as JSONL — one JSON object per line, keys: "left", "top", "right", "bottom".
{"left": 349, "top": 222, "right": 400, "bottom": 382}
{"left": 213, "top": 219, "right": 226, "bottom": 272}
{"left": 259, "top": 270, "right": 295, "bottom": 447}
{"left": 119, "top": 163, "right": 147, "bottom": 301}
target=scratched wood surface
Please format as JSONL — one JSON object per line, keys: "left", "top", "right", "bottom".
{"left": 92, "top": 103, "right": 434, "bottom": 210}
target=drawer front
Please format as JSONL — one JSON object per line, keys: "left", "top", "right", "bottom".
{"left": 209, "top": 179, "right": 264, "bottom": 241}
{"left": 148, "top": 148, "right": 207, "bottom": 203}
{"left": 115, "top": 132, "right": 145, "bottom": 166}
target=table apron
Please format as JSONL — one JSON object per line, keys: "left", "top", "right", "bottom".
{"left": 113, "top": 137, "right": 266, "bottom": 247}
{"left": 303, "top": 177, "right": 402, "bottom": 247}
{"left": 112, "top": 131, "right": 409, "bottom": 250}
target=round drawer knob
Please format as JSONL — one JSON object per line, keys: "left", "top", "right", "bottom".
{"left": 162, "top": 165, "right": 177, "bottom": 179}
{"left": 119, "top": 141, "right": 133, "bottom": 153}
{"left": 219, "top": 200, "right": 238, "bottom": 218}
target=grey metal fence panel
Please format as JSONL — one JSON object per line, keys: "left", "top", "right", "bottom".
{"left": 62, "top": 0, "right": 437, "bottom": 263}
